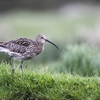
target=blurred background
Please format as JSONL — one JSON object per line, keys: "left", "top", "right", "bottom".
{"left": 0, "top": 0, "right": 100, "bottom": 76}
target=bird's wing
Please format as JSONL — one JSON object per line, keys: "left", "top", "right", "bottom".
{"left": 0, "top": 38, "right": 35, "bottom": 54}
{"left": 11, "top": 38, "right": 33, "bottom": 46}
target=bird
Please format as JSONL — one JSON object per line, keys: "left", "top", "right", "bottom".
{"left": 0, "top": 34, "right": 60, "bottom": 73}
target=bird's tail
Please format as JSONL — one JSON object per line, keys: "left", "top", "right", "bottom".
{"left": 0, "top": 42, "right": 4, "bottom": 44}
{"left": 0, "top": 42, "right": 10, "bottom": 54}
{"left": 0, "top": 42, "right": 4, "bottom": 47}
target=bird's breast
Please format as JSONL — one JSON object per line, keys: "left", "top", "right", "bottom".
{"left": 36, "top": 45, "right": 44, "bottom": 55}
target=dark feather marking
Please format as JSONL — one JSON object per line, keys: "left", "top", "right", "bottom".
{"left": 0, "top": 38, "right": 38, "bottom": 54}
{"left": 0, "top": 35, "right": 46, "bottom": 59}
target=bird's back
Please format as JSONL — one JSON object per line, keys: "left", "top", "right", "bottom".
{"left": 0, "top": 38, "right": 34, "bottom": 53}
{"left": 0, "top": 38, "right": 44, "bottom": 60}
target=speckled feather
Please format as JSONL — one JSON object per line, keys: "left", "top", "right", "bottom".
{"left": 0, "top": 38, "right": 44, "bottom": 57}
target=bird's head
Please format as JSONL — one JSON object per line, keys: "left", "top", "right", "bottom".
{"left": 36, "top": 34, "right": 60, "bottom": 50}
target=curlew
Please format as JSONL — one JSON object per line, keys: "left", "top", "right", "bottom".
{"left": 0, "top": 34, "right": 60, "bottom": 73}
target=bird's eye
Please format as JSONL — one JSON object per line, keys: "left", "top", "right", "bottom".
{"left": 41, "top": 37, "right": 44, "bottom": 39}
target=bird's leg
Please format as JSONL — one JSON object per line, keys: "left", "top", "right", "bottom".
{"left": 19, "top": 60, "right": 23, "bottom": 72}
{"left": 9, "top": 56, "right": 14, "bottom": 73}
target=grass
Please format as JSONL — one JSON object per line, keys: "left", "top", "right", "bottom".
{"left": 52, "top": 44, "right": 100, "bottom": 76}
{"left": 0, "top": 64, "right": 100, "bottom": 100}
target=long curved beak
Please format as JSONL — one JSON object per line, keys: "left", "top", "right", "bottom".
{"left": 45, "top": 39, "right": 60, "bottom": 51}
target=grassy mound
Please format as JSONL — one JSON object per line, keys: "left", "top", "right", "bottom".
{"left": 0, "top": 64, "right": 100, "bottom": 100}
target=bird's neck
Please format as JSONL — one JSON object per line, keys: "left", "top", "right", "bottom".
{"left": 38, "top": 42, "right": 44, "bottom": 49}
{"left": 36, "top": 40, "right": 44, "bottom": 46}
{"left": 36, "top": 42, "right": 44, "bottom": 55}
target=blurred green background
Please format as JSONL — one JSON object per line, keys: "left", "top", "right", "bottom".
{"left": 0, "top": 0, "right": 100, "bottom": 76}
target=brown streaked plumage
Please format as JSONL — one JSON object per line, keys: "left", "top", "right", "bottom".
{"left": 0, "top": 34, "right": 60, "bottom": 73}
